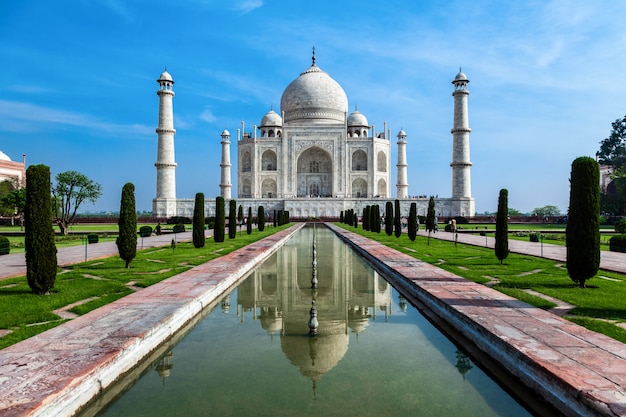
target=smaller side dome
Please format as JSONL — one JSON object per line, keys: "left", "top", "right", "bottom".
{"left": 221, "top": 129, "right": 230, "bottom": 137}
{"left": 453, "top": 67, "right": 469, "bottom": 84}
{"left": 347, "top": 110, "right": 368, "bottom": 127}
{"left": 397, "top": 129, "right": 406, "bottom": 138}
{"left": 260, "top": 109, "right": 283, "bottom": 127}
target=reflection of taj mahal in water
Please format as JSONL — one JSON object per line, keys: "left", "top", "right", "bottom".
{"left": 153, "top": 50, "right": 475, "bottom": 219}
{"left": 237, "top": 226, "right": 393, "bottom": 389}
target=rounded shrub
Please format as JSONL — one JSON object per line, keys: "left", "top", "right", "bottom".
{"left": 0, "top": 236, "right": 10, "bottom": 255}
{"left": 609, "top": 235, "right": 626, "bottom": 253}
{"left": 139, "top": 226, "right": 152, "bottom": 238}
{"left": 615, "top": 219, "right": 626, "bottom": 234}
{"left": 87, "top": 233, "right": 99, "bottom": 244}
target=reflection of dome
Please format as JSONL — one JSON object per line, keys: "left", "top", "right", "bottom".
{"left": 260, "top": 109, "right": 282, "bottom": 127}
{"left": 280, "top": 62, "right": 348, "bottom": 125}
{"left": 347, "top": 110, "right": 368, "bottom": 127}
{"left": 0, "top": 151, "right": 11, "bottom": 161}
{"left": 348, "top": 306, "right": 370, "bottom": 334}
{"left": 260, "top": 307, "right": 283, "bottom": 334}
{"left": 281, "top": 320, "right": 348, "bottom": 383}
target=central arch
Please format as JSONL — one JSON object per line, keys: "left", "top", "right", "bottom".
{"left": 296, "top": 146, "right": 333, "bottom": 197}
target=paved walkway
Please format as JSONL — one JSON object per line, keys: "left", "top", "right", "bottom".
{"left": 0, "top": 231, "right": 197, "bottom": 281}
{"left": 416, "top": 228, "right": 626, "bottom": 275}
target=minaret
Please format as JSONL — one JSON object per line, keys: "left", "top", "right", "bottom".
{"left": 153, "top": 69, "right": 177, "bottom": 217}
{"left": 450, "top": 68, "right": 472, "bottom": 199}
{"left": 220, "top": 129, "right": 232, "bottom": 198}
{"left": 396, "top": 129, "right": 408, "bottom": 198}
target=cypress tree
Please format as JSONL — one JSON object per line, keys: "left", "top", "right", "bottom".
{"left": 354, "top": 211, "right": 358, "bottom": 228}
{"left": 228, "top": 199, "right": 237, "bottom": 239}
{"left": 192, "top": 192, "right": 205, "bottom": 248}
{"left": 247, "top": 206, "right": 252, "bottom": 234}
{"left": 566, "top": 156, "right": 600, "bottom": 288}
{"left": 117, "top": 182, "right": 137, "bottom": 268}
{"left": 495, "top": 189, "right": 509, "bottom": 264}
{"left": 214, "top": 196, "right": 225, "bottom": 242}
{"left": 426, "top": 196, "right": 436, "bottom": 233}
{"left": 394, "top": 199, "right": 402, "bottom": 238}
{"left": 408, "top": 202, "right": 417, "bottom": 241}
{"left": 273, "top": 210, "right": 277, "bottom": 227}
{"left": 237, "top": 205, "right": 244, "bottom": 226}
{"left": 340, "top": 211, "right": 344, "bottom": 223}
{"left": 258, "top": 206, "right": 266, "bottom": 231}
{"left": 371, "top": 204, "right": 380, "bottom": 233}
{"left": 385, "top": 201, "right": 393, "bottom": 236}
{"left": 24, "top": 164, "right": 57, "bottom": 294}
{"left": 363, "top": 206, "right": 370, "bottom": 231}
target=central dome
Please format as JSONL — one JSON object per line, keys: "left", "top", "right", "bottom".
{"left": 280, "top": 63, "right": 348, "bottom": 125}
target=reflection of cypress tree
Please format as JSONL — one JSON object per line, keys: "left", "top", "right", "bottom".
{"left": 455, "top": 350, "right": 473, "bottom": 380}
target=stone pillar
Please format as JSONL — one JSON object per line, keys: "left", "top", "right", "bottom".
{"left": 153, "top": 69, "right": 177, "bottom": 218}
{"left": 220, "top": 129, "right": 232, "bottom": 199}
{"left": 450, "top": 69, "right": 472, "bottom": 199}
{"left": 396, "top": 129, "right": 408, "bottom": 198}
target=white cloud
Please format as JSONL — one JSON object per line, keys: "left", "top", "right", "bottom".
{"left": 0, "top": 100, "right": 153, "bottom": 137}
{"left": 234, "top": 0, "right": 263, "bottom": 14}
{"left": 200, "top": 108, "right": 217, "bottom": 123}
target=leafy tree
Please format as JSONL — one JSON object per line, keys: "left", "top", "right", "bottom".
{"left": 531, "top": 205, "right": 561, "bottom": 217}
{"left": 2, "top": 187, "right": 26, "bottom": 225}
{"left": 52, "top": 171, "right": 102, "bottom": 235}
{"left": 495, "top": 189, "right": 509, "bottom": 264}
{"left": 597, "top": 115, "right": 626, "bottom": 166}
{"left": 117, "top": 183, "right": 137, "bottom": 268}
{"left": 426, "top": 196, "right": 436, "bottom": 233}
{"left": 214, "top": 196, "right": 225, "bottom": 243}
{"left": 24, "top": 165, "right": 57, "bottom": 294}
{"left": 247, "top": 207, "right": 252, "bottom": 234}
{"left": 228, "top": 199, "right": 237, "bottom": 239}
{"left": 193, "top": 193, "right": 205, "bottom": 248}
{"left": 384, "top": 201, "right": 393, "bottom": 236}
{"left": 258, "top": 206, "right": 266, "bottom": 231}
{"left": 394, "top": 199, "right": 402, "bottom": 238}
{"left": 0, "top": 180, "right": 16, "bottom": 216}
{"left": 507, "top": 207, "right": 523, "bottom": 216}
{"left": 408, "top": 202, "right": 417, "bottom": 241}
{"left": 566, "top": 157, "right": 600, "bottom": 288}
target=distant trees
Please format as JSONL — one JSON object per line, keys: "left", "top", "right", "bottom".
{"left": 394, "top": 199, "right": 402, "bottom": 238}
{"left": 117, "top": 183, "right": 137, "bottom": 268}
{"left": 566, "top": 157, "right": 600, "bottom": 288}
{"left": 495, "top": 189, "right": 509, "bottom": 264}
{"left": 385, "top": 201, "right": 393, "bottom": 236}
{"left": 531, "top": 205, "right": 561, "bottom": 217}
{"left": 597, "top": 115, "right": 626, "bottom": 215}
{"left": 52, "top": 171, "right": 102, "bottom": 236}
{"left": 2, "top": 186, "right": 26, "bottom": 226}
{"left": 24, "top": 165, "right": 57, "bottom": 294}
{"left": 408, "top": 202, "right": 417, "bottom": 241}
{"left": 193, "top": 193, "right": 205, "bottom": 248}
{"left": 214, "top": 196, "right": 225, "bottom": 243}
{"left": 228, "top": 199, "right": 237, "bottom": 239}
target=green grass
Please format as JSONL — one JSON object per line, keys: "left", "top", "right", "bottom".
{"left": 336, "top": 224, "right": 626, "bottom": 342}
{"left": 0, "top": 224, "right": 291, "bottom": 349}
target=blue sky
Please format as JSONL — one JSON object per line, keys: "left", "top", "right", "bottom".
{"left": 1, "top": 0, "right": 624, "bottom": 215}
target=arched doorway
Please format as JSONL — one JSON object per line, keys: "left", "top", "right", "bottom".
{"left": 296, "top": 147, "right": 332, "bottom": 197}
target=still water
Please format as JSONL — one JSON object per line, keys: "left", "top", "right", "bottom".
{"left": 95, "top": 225, "right": 531, "bottom": 416}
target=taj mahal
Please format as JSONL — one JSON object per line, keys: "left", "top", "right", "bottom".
{"left": 152, "top": 51, "right": 475, "bottom": 219}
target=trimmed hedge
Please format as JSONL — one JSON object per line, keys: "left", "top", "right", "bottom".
{"left": 0, "top": 236, "right": 10, "bottom": 255}
{"left": 615, "top": 219, "right": 626, "bottom": 234}
{"left": 139, "top": 226, "right": 152, "bottom": 238}
{"left": 87, "top": 233, "right": 99, "bottom": 244}
{"left": 609, "top": 235, "right": 626, "bottom": 253}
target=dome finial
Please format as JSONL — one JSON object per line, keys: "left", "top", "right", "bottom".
{"left": 312, "top": 46, "right": 316, "bottom": 66}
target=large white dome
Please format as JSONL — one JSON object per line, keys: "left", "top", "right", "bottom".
{"left": 280, "top": 63, "right": 348, "bottom": 125}
{"left": 0, "top": 151, "right": 11, "bottom": 162}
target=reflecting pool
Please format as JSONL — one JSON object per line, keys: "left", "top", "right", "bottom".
{"left": 90, "top": 225, "right": 532, "bottom": 416}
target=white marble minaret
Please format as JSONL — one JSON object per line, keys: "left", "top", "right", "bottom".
{"left": 220, "top": 129, "right": 232, "bottom": 198}
{"left": 396, "top": 129, "right": 408, "bottom": 198}
{"left": 450, "top": 69, "right": 472, "bottom": 199}
{"left": 153, "top": 69, "right": 177, "bottom": 218}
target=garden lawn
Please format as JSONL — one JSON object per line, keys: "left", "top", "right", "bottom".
{"left": 337, "top": 224, "right": 626, "bottom": 344}
{"left": 0, "top": 224, "right": 291, "bottom": 349}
